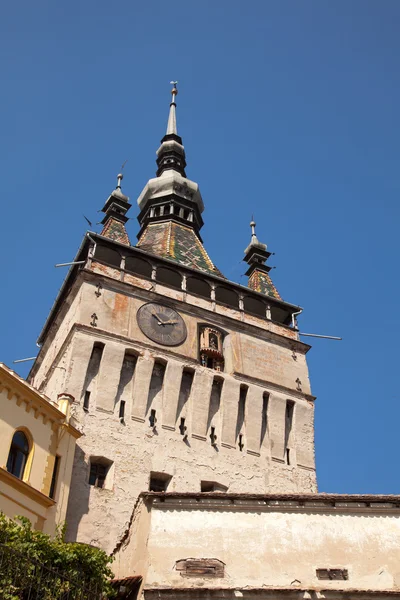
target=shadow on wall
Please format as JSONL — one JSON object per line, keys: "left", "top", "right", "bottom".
{"left": 65, "top": 445, "right": 90, "bottom": 543}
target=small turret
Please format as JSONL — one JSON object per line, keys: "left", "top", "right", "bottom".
{"left": 100, "top": 173, "right": 132, "bottom": 245}
{"left": 244, "top": 219, "right": 281, "bottom": 300}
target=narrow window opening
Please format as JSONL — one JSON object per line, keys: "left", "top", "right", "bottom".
{"left": 149, "top": 472, "right": 172, "bottom": 492}
{"left": 207, "top": 378, "right": 223, "bottom": 444}
{"left": 146, "top": 361, "right": 166, "bottom": 418}
{"left": 82, "top": 342, "right": 104, "bottom": 408}
{"left": 285, "top": 400, "right": 295, "bottom": 464}
{"left": 149, "top": 409, "right": 157, "bottom": 428}
{"left": 83, "top": 391, "right": 91, "bottom": 411}
{"left": 176, "top": 368, "right": 194, "bottom": 425}
{"left": 210, "top": 426, "right": 217, "bottom": 447}
{"left": 115, "top": 352, "right": 137, "bottom": 414}
{"left": 119, "top": 400, "right": 126, "bottom": 420}
{"left": 236, "top": 385, "right": 247, "bottom": 447}
{"left": 179, "top": 417, "right": 187, "bottom": 437}
{"left": 49, "top": 455, "right": 60, "bottom": 499}
{"left": 260, "top": 392, "right": 269, "bottom": 447}
{"left": 238, "top": 434, "right": 244, "bottom": 452}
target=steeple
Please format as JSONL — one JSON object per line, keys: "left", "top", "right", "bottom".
{"left": 100, "top": 173, "right": 131, "bottom": 245}
{"left": 244, "top": 220, "right": 281, "bottom": 299}
{"left": 136, "top": 83, "right": 205, "bottom": 240}
{"left": 156, "top": 82, "right": 187, "bottom": 178}
{"left": 135, "top": 83, "right": 223, "bottom": 276}
{"left": 166, "top": 81, "right": 178, "bottom": 135}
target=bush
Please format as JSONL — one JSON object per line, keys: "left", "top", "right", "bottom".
{"left": 0, "top": 513, "right": 115, "bottom": 599}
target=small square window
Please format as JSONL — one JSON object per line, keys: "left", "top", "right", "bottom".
{"left": 149, "top": 472, "right": 172, "bottom": 492}
{"left": 89, "top": 463, "right": 108, "bottom": 488}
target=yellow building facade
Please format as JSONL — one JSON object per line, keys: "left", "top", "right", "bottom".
{"left": 0, "top": 363, "right": 81, "bottom": 535}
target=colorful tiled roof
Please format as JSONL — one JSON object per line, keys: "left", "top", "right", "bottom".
{"left": 136, "top": 221, "right": 224, "bottom": 277}
{"left": 248, "top": 269, "right": 281, "bottom": 299}
{"left": 101, "top": 218, "right": 130, "bottom": 246}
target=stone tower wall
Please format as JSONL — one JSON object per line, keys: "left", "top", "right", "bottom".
{"left": 30, "top": 260, "right": 316, "bottom": 553}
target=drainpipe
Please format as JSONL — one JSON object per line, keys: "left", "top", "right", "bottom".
{"left": 291, "top": 309, "right": 302, "bottom": 330}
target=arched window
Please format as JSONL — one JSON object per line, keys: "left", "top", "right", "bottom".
{"left": 94, "top": 245, "right": 122, "bottom": 268}
{"left": 156, "top": 267, "right": 182, "bottom": 290}
{"left": 186, "top": 277, "right": 211, "bottom": 299}
{"left": 215, "top": 286, "right": 240, "bottom": 309}
{"left": 125, "top": 256, "right": 152, "bottom": 279}
{"left": 6, "top": 431, "right": 30, "bottom": 480}
{"left": 243, "top": 296, "right": 266, "bottom": 318}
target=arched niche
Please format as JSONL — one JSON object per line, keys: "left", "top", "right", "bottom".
{"left": 156, "top": 266, "right": 182, "bottom": 290}
{"left": 215, "top": 286, "right": 239, "bottom": 309}
{"left": 243, "top": 295, "right": 266, "bottom": 318}
{"left": 186, "top": 276, "right": 211, "bottom": 299}
{"left": 94, "top": 245, "right": 121, "bottom": 268}
{"left": 125, "top": 256, "right": 152, "bottom": 279}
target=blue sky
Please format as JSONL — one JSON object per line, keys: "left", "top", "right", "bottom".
{"left": 1, "top": 0, "right": 399, "bottom": 494}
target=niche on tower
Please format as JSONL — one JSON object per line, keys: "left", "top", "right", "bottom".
{"left": 81, "top": 341, "right": 105, "bottom": 411}
{"left": 199, "top": 326, "right": 225, "bottom": 372}
{"left": 146, "top": 360, "right": 167, "bottom": 430}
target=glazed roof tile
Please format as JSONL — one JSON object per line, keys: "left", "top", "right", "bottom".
{"left": 101, "top": 218, "right": 130, "bottom": 246}
{"left": 248, "top": 269, "right": 281, "bottom": 299}
{"left": 136, "top": 221, "right": 224, "bottom": 277}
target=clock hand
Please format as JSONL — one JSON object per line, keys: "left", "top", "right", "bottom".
{"left": 152, "top": 313, "right": 165, "bottom": 326}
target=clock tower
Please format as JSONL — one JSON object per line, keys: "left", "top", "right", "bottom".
{"left": 28, "top": 84, "right": 316, "bottom": 557}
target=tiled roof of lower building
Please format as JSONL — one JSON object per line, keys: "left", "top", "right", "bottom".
{"left": 136, "top": 221, "right": 224, "bottom": 277}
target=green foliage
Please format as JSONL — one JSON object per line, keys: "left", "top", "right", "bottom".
{"left": 0, "top": 512, "right": 115, "bottom": 599}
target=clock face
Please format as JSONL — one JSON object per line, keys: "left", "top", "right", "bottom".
{"left": 137, "top": 302, "right": 187, "bottom": 346}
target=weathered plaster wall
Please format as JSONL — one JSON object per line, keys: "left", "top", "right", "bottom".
{"left": 61, "top": 324, "right": 315, "bottom": 554}
{"left": 143, "top": 501, "right": 400, "bottom": 591}
{"left": 30, "top": 265, "right": 316, "bottom": 552}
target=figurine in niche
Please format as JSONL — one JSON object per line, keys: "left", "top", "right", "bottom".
{"left": 209, "top": 333, "right": 218, "bottom": 349}
{"left": 201, "top": 353, "right": 207, "bottom": 367}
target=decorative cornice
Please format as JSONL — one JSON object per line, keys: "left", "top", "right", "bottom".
{"left": 144, "top": 588, "right": 400, "bottom": 599}
{"left": 141, "top": 492, "right": 400, "bottom": 514}
{"left": 0, "top": 363, "right": 66, "bottom": 424}
{"left": 0, "top": 467, "right": 56, "bottom": 508}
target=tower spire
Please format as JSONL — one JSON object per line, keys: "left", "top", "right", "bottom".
{"left": 166, "top": 81, "right": 178, "bottom": 135}
{"left": 244, "top": 219, "right": 281, "bottom": 299}
{"left": 155, "top": 81, "right": 187, "bottom": 178}
{"left": 99, "top": 171, "right": 131, "bottom": 245}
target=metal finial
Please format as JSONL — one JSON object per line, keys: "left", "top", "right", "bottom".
{"left": 170, "top": 80, "right": 178, "bottom": 103}
{"left": 250, "top": 218, "right": 256, "bottom": 237}
{"left": 116, "top": 160, "right": 127, "bottom": 189}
